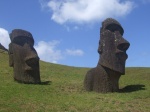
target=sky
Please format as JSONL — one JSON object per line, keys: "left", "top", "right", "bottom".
{"left": 0, "top": 0, "right": 150, "bottom": 67}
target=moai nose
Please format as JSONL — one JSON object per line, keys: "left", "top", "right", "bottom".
{"left": 117, "top": 37, "right": 130, "bottom": 52}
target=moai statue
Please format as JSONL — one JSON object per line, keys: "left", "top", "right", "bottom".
{"left": 84, "top": 18, "right": 130, "bottom": 93}
{"left": 8, "top": 29, "right": 41, "bottom": 84}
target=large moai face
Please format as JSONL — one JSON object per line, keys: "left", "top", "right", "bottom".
{"left": 98, "top": 18, "right": 130, "bottom": 74}
{"left": 9, "top": 29, "right": 40, "bottom": 83}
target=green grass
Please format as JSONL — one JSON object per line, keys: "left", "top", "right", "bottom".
{"left": 0, "top": 49, "right": 150, "bottom": 112}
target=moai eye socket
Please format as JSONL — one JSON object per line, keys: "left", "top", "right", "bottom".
{"left": 13, "top": 36, "right": 34, "bottom": 46}
{"left": 106, "top": 24, "right": 124, "bottom": 35}
{"left": 12, "top": 37, "right": 25, "bottom": 46}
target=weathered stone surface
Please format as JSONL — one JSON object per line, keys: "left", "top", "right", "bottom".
{"left": 8, "top": 29, "right": 41, "bottom": 84}
{"left": 84, "top": 18, "right": 130, "bottom": 93}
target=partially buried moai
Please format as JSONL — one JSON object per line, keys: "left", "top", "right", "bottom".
{"left": 84, "top": 18, "right": 130, "bottom": 93}
{"left": 9, "top": 29, "right": 41, "bottom": 84}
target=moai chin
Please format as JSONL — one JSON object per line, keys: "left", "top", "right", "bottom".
{"left": 84, "top": 18, "right": 130, "bottom": 93}
{"left": 8, "top": 29, "right": 41, "bottom": 84}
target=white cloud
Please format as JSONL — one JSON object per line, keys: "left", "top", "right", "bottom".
{"left": 34, "top": 40, "right": 63, "bottom": 63}
{"left": 34, "top": 40, "right": 84, "bottom": 63}
{"left": 44, "top": 0, "right": 134, "bottom": 24}
{"left": 0, "top": 28, "right": 10, "bottom": 49}
{"left": 65, "top": 49, "right": 84, "bottom": 56}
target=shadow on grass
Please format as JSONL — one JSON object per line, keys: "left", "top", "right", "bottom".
{"left": 40, "top": 81, "right": 52, "bottom": 85}
{"left": 14, "top": 79, "right": 51, "bottom": 85}
{"left": 119, "top": 84, "right": 145, "bottom": 93}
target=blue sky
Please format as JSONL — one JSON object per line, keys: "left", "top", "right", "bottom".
{"left": 0, "top": 0, "right": 150, "bottom": 67}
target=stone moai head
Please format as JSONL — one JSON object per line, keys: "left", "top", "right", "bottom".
{"left": 9, "top": 29, "right": 41, "bottom": 84}
{"left": 98, "top": 18, "right": 130, "bottom": 74}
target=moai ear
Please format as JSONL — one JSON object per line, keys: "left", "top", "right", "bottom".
{"left": 98, "top": 40, "right": 103, "bottom": 54}
{"left": 98, "top": 27, "right": 104, "bottom": 54}
{"left": 8, "top": 43, "right": 14, "bottom": 67}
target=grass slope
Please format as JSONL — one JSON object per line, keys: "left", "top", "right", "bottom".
{"left": 0, "top": 49, "right": 150, "bottom": 112}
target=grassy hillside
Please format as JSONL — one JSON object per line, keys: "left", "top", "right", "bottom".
{"left": 0, "top": 49, "right": 150, "bottom": 112}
